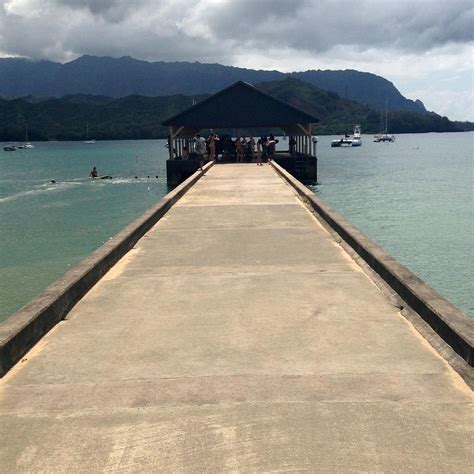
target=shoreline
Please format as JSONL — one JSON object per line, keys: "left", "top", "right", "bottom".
{"left": 2, "top": 130, "right": 474, "bottom": 143}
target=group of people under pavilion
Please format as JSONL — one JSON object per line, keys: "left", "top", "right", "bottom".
{"left": 170, "top": 132, "right": 283, "bottom": 168}
{"left": 162, "top": 80, "right": 319, "bottom": 170}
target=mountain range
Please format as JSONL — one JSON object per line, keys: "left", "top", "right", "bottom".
{"left": 0, "top": 55, "right": 427, "bottom": 114}
{"left": 2, "top": 77, "right": 471, "bottom": 142}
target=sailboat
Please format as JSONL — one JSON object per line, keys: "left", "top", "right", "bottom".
{"left": 331, "top": 85, "right": 362, "bottom": 147}
{"left": 374, "top": 101, "right": 395, "bottom": 142}
{"left": 84, "top": 123, "right": 96, "bottom": 144}
{"left": 20, "top": 123, "right": 34, "bottom": 149}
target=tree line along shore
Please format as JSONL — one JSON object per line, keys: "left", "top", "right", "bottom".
{"left": 1, "top": 78, "right": 472, "bottom": 142}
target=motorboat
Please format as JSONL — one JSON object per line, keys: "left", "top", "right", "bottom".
{"left": 331, "top": 125, "right": 362, "bottom": 147}
{"left": 351, "top": 124, "right": 362, "bottom": 147}
{"left": 331, "top": 136, "right": 352, "bottom": 147}
{"left": 3, "top": 144, "right": 16, "bottom": 151}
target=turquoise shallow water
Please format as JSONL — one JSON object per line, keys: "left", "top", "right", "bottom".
{"left": 312, "top": 132, "right": 473, "bottom": 318}
{"left": 0, "top": 140, "right": 170, "bottom": 322}
{"left": 0, "top": 134, "right": 472, "bottom": 322}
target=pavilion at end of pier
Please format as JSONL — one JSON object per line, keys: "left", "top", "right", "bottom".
{"left": 162, "top": 80, "right": 320, "bottom": 186}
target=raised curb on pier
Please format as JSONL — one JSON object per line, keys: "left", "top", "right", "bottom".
{"left": 0, "top": 161, "right": 214, "bottom": 377}
{"left": 271, "top": 161, "right": 474, "bottom": 368}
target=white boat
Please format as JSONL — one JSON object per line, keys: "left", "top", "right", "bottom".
{"left": 21, "top": 124, "right": 34, "bottom": 149}
{"left": 374, "top": 133, "right": 395, "bottom": 143}
{"left": 351, "top": 124, "right": 362, "bottom": 147}
{"left": 331, "top": 125, "right": 362, "bottom": 147}
{"left": 331, "top": 136, "right": 352, "bottom": 147}
{"left": 84, "top": 123, "right": 96, "bottom": 144}
{"left": 374, "top": 102, "right": 395, "bottom": 142}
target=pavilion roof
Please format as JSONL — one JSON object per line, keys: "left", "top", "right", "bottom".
{"left": 162, "top": 81, "right": 319, "bottom": 129}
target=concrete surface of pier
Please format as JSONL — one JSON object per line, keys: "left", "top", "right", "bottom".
{"left": 0, "top": 164, "right": 472, "bottom": 471}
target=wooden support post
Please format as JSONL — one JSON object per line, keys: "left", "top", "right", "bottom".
{"left": 169, "top": 126, "right": 185, "bottom": 160}
{"left": 168, "top": 127, "right": 174, "bottom": 160}
{"left": 307, "top": 124, "right": 312, "bottom": 156}
{"left": 296, "top": 123, "right": 312, "bottom": 156}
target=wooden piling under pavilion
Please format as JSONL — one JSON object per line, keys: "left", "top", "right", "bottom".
{"left": 0, "top": 163, "right": 472, "bottom": 471}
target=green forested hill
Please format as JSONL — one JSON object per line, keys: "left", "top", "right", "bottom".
{"left": 257, "top": 78, "right": 463, "bottom": 135}
{"left": 0, "top": 94, "right": 203, "bottom": 141}
{"left": 0, "top": 78, "right": 469, "bottom": 141}
{"left": 0, "top": 55, "right": 426, "bottom": 114}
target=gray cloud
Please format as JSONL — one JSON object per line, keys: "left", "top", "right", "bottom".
{"left": 0, "top": 0, "right": 472, "bottom": 62}
{"left": 0, "top": 0, "right": 472, "bottom": 119}
{"left": 202, "top": 0, "right": 473, "bottom": 55}
{"left": 54, "top": 0, "right": 145, "bottom": 22}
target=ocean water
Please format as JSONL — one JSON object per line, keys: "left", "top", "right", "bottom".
{"left": 0, "top": 134, "right": 472, "bottom": 323}
{"left": 0, "top": 140, "right": 170, "bottom": 322}
{"left": 312, "top": 132, "right": 473, "bottom": 318}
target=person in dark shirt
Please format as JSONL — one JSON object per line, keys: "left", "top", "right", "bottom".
{"left": 89, "top": 166, "right": 98, "bottom": 178}
{"left": 289, "top": 136, "right": 296, "bottom": 156}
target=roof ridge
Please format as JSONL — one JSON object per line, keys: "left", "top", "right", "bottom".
{"left": 162, "top": 81, "right": 319, "bottom": 128}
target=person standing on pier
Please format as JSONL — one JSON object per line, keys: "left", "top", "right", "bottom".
{"left": 260, "top": 136, "right": 268, "bottom": 162}
{"left": 248, "top": 137, "right": 255, "bottom": 162}
{"left": 256, "top": 138, "right": 263, "bottom": 166}
{"left": 208, "top": 132, "right": 218, "bottom": 161}
{"left": 289, "top": 136, "right": 296, "bottom": 156}
{"left": 235, "top": 137, "right": 244, "bottom": 163}
{"left": 266, "top": 135, "right": 278, "bottom": 163}
{"left": 194, "top": 133, "right": 207, "bottom": 170}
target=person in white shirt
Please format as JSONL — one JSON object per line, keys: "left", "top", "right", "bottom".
{"left": 194, "top": 133, "right": 207, "bottom": 170}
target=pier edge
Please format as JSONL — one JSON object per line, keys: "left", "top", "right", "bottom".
{"left": 271, "top": 161, "right": 474, "bottom": 370}
{"left": 0, "top": 162, "right": 214, "bottom": 377}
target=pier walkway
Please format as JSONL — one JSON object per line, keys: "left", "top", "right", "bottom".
{"left": 0, "top": 164, "right": 472, "bottom": 471}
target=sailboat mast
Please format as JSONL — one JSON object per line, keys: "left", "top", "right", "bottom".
{"left": 344, "top": 85, "right": 348, "bottom": 136}
{"left": 385, "top": 99, "right": 388, "bottom": 133}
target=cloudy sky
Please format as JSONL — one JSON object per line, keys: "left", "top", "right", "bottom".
{"left": 0, "top": 0, "right": 472, "bottom": 120}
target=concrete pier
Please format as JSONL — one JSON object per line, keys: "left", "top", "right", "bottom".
{"left": 0, "top": 164, "right": 472, "bottom": 471}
